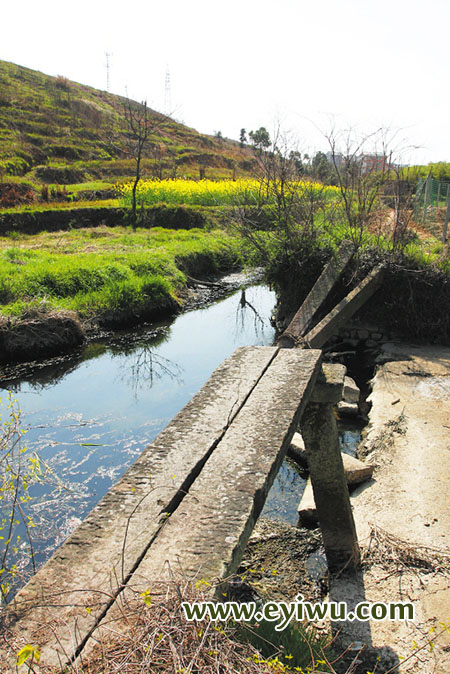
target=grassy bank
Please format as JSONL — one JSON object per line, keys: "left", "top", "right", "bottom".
{"left": 0, "top": 226, "right": 246, "bottom": 327}
{"left": 2, "top": 176, "right": 449, "bottom": 363}
{"left": 0, "top": 203, "right": 226, "bottom": 236}
{"left": 264, "top": 230, "right": 450, "bottom": 344}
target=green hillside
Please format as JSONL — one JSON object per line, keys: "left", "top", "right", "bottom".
{"left": 0, "top": 60, "right": 254, "bottom": 203}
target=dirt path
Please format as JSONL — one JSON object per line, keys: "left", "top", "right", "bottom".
{"left": 370, "top": 206, "right": 441, "bottom": 242}
{"left": 332, "top": 342, "right": 450, "bottom": 673}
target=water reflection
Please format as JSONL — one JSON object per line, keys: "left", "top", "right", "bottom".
{"left": 0, "top": 280, "right": 365, "bottom": 595}
{"left": 109, "top": 327, "right": 184, "bottom": 395}
{"left": 0, "top": 284, "right": 277, "bottom": 581}
{"left": 1, "top": 351, "right": 86, "bottom": 392}
{"left": 235, "top": 288, "right": 266, "bottom": 338}
{"left": 261, "top": 459, "right": 308, "bottom": 524}
{"left": 120, "top": 346, "right": 183, "bottom": 395}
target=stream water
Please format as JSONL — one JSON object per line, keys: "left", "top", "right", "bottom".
{"left": 0, "top": 277, "right": 362, "bottom": 587}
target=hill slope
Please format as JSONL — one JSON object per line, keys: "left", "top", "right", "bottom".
{"left": 0, "top": 60, "right": 254, "bottom": 191}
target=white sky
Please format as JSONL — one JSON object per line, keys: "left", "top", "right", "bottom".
{"left": 2, "top": 0, "right": 449, "bottom": 164}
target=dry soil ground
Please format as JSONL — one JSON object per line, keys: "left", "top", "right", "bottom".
{"left": 243, "top": 341, "right": 450, "bottom": 674}
{"left": 333, "top": 342, "right": 450, "bottom": 674}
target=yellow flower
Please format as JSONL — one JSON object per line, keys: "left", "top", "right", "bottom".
{"left": 140, "top": 588, "right": 152, "bottom": 607}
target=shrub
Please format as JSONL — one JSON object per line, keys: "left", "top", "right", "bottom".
{"left": 34, "top": 165, "right": 86, "bottom": 184}
{"left": 0, "top": 157, "right": 30, "bottom": 177}
{"left": 55, "top": 75, "right": 70, "bottom": 90}
{"left": 49, "top": 184, "right": 70, "bottom": 202}
{"left": 45, "top": 144, "right": 84, "bottom": 160}
{"left": 0, "top": 182, "right": 35, "bottom": 208}
{"left": 40, "top": 184, "right": 49, "bottom": 202}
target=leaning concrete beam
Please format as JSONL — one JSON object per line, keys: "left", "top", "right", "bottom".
{"left": 288, "top": 431, "right": 307, "bottom": 464}
{"left": 343, "top": 454, "right": 374, "bottom": 485}
{"left": 298, "top": 457, "right": 375, "bottom": 526}
{"left": 0, "top": 347, "right": 279, "bottom": 672}
{"left": 337, "top": 401, "right": 359, "bottom": 417}
{"left": 343, "top": 376, "right": 360, "bottom": 404}
{"left": 302, "top": 266, "right": 384, "bottom": 349}
{"left": 291, "top": 433, "right": 374, "bottom": 486}
{"left": 278, "top": 240, "right": 354, "bottom": 347}
{"left": 297, "top": 477, "right": 317, "bottom": 527}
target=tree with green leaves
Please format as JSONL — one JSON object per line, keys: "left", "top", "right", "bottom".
{"left": 249, "top": 127, "right": 271, "bottom": 152}
{"left": 311, "top": 151, "right": 335, "bottom": 184}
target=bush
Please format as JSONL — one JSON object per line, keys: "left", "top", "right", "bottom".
{"left": 0, "top": 182, "right": 35, "bottom": 208}
{"left": 55, "top": 75, "right": 70, "bottom": 90}
{"left": 0, "top": 156, "right": 31, "bottom": 177}
{"left": 45, "top": 144, "right": 84, "bottom": 160}
{"left": 141, "top": 204, "right": 207, "bottom": 229}
{"left": 34, "top": 165, "right": 86, "bottom": 184}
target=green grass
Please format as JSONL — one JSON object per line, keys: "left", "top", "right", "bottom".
{"left": 0, "top": 226, "right": 246, "bottom": 322}
{"left": 63, "top": 180, "right": 116, "bottom": 193}
{"left": 0, "top": 199, "right": 119, "bottom": 214}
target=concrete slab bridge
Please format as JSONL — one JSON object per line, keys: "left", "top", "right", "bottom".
{"left": 0, "top": 242, "right": 383, "bottom": 672}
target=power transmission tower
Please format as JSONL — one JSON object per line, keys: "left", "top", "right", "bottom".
{"left": 105, "top": 52, "right": 112, "bottom": 91}
{"left": 164, "top": 66, "right": 172, "bottom": 115}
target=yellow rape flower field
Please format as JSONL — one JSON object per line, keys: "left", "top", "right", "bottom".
{"left": 116, "top": 178, "right": 339, "bottom": 208}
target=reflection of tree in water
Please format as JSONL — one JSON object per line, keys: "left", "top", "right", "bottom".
{"left": 0, "top": 349, "right": 87, "bottom": 391}
{"left": 109, "top": 326, "right": 182, "bottom": 393}
{"left": 0, "top": 326, "right": 175, "bottom": 392}
{"left": 235, "top": 288, "right": 266, "bottom": 338}
{"left": 120, "top": 344, "right": 183, "bottom": 394}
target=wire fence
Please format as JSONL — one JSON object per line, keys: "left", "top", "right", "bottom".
{"left": 414, "top": 176, "right": 450, "bottom": 242}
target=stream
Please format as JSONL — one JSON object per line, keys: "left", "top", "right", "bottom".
{"left": 0, "top": 275, "right": 362, "bottom": 589}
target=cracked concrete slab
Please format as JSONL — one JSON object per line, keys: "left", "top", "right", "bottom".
{"left": 0, "top": 346, "right": 279, "bottom": 671}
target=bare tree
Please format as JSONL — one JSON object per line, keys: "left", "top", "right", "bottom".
{"left": 123, "top": 99, "right": 150, "bottom": 226}
{"left": 385, "top": 165, "right": 421, "bottom": 252}
{"left": 121, "top": 99, "right": 167, "bottom": 228}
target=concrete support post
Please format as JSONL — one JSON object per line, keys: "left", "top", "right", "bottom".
{"left": 300, "top": 401, "right": 360, "bottom": 573}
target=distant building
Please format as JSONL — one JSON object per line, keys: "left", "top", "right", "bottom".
{"left": 358, "top": 153, "right": 390, "bottom": 175}
{"left": 325, "top": 151, "right": 344, "bottom": 168}
{"left": 326, "top": 151, "right": 393, "bottom": 175}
